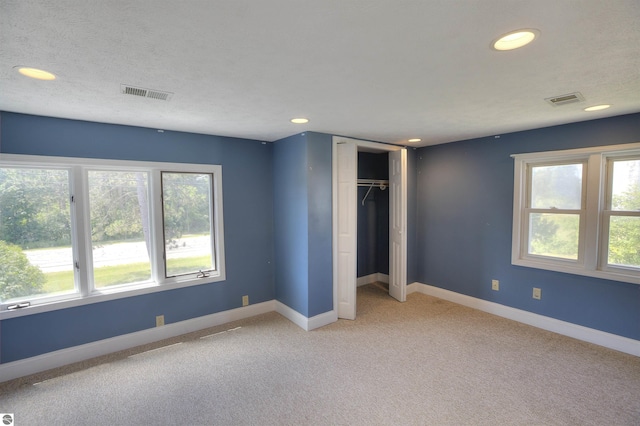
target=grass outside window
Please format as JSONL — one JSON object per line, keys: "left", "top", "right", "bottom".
{"left": 43, "top": 256, "right": 211, "bottom": 293}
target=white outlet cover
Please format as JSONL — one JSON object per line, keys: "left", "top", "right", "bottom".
{"left": 533, "top": 288, "right": 542, "bottom": 299}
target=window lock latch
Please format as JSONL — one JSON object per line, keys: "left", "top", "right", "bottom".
{"left": 7, "top": 302, "right": 31, "bottom": 310}
{"left": 197, "top": 270, "right": 210, "bottom": 278}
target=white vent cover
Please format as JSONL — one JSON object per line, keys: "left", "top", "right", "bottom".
{"left": 121, "top": 84, "right": 173, "bottom": 101}
{"left": 545, "top": 92, "right": 585, "bottom": 107}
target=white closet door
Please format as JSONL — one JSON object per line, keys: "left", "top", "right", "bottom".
{"left": 389, "top": 148, "right": 407, "bottom": 302}
{"left": 336, "top": 141, "right": 357, "bottom": 319}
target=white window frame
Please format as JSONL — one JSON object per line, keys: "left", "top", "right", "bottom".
{"left": 0, "top": 154, "right": 225, "bottom": 318}
{"left": 512, "top": 142, "right": 640, "bottom": 285}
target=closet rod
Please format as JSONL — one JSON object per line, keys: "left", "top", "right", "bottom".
{"left": 358, "top": 179, "right": 388, "bottom": 205}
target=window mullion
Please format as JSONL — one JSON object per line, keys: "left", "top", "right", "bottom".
{"left": 583, "top": 154, "right": 604, "bottom": 271}
{"left": 149, "top": 169, "right": 166, "bottom": 284}
{"left": 526, "top": 208, "right": 582, "bottom": 214}
{"left": 511, "top": 159, "right": 527, "bottom": 264}
{"left": 600, "top": 210, "right": 613, "bottom": 270}
{"left": 71, "top": 166, "right": 92, "bottom": 297}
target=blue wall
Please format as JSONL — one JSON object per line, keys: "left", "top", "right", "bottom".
{"left": 273, "top": 133, "right": 310, "bottom": 316}
{"left": 272, "top": 132, "right": 333, "bottom": 318}
{"left": 416, "top": 113, "right": 640, "bottom": 340}
{"left": 3, "top": 108, "right": 635, "bottom": 364}
{"left": 306, "top": 132, "right": 334, "bottom": 317}
{"left": 0, "top": 112, "right": 275, "bottom": 362}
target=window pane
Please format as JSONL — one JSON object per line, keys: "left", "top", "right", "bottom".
{"left": 528, "top": 213, "right": 580, "bottom": 260}
{"left": 0, "top": 168, "right": 75, "bottom": 302}
{"left": 162, "top": 172, "right": 214, "bottom": 277}
{"left": 531, "top": 164, "right": 583, "bottom": 209}
{"left": 88, "top": 171, "right": 151, "bottom": 288}
{"left": 610, "top": 159, "right": 640, "bottom": 211}
{"left": 608, "top": 216, "right": 640, "bottom": 268}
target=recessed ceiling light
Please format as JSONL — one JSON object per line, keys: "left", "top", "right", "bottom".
{"left": 15, "top": 66, "right": 56, "bottom": 80}
{"left": 492, "top": 29, "right": 539, "bottom": 51}
{"left": 584, "top": 104, "right": 611, "bottom": 112}
{"left": 290, "top": 118, "right": 309, "bottom": 124}
{"left": 408, "top": 138, "right": 421, "bottom": 143}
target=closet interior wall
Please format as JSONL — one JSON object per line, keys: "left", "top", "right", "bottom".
{"left": 357, "top": 152, "right": 389, "bottom": 280}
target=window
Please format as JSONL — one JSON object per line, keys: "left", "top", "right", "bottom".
{"left": 512, "top": 142, "right": 640, "bottom": 284}
{"left": 161, "top": 172, "right": 216, "bottom": 278}
{"left": 604, "top": 158, "right": 640, "bottom": 270}
{"left": 0, "top": 167, "right": 75, "bottom": 302}
{"left": 527, "top": 162, "right": 585, "bottom": 261}
{"left": 0, "top": 155, "right": 225, "bottom": 316}
{"left": 88, "top": 170, "right": 152, "bottom": 289}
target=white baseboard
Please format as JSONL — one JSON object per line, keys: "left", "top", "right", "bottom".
{"left": 357, "top": 273, "right": 389, "bottom": 287}
{"left": 308, "top": 309, "right": 338, "bottom": 330}
{"left": 0, "top": 300, "right": 276, "bottom": 383}
{"left": 7, "top": 282, "right": 633, "bottom": 383}
{"left": 408, "top": 282, "right": 639, "bottom": 357}
{"left": 275, "top": 301, "right": 337, "bottom": 331}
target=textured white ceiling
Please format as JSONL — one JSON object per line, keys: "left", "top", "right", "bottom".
{"left": 1, "top": 1, "right": 639, "bottom": 146}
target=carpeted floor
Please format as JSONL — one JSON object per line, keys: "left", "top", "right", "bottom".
{"left": 1, "top": 283, "right": 639, "bottom": 425}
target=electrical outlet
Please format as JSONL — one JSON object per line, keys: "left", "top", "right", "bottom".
{"left": 242, "top": 295, "right": 249, "bottom": 306}
{"left": 156, "top": 315, "right": 165, "bottom": 327}
{"left": 491, "top": 279, "right": 499, "bottom": 291}
{"left": 533, "top": 288, "right": 542, "bottom": 300}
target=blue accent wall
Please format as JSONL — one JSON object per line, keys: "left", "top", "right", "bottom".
{"left": 306, "top": 132, "right": 333, "bottom": 317}
{"left": 0, "top": 112, "right": 275, "bottom": 362}
{"left": 416, "top": 113, "right": 640, "bottom": 340}
{"left": 273, "top": 133, "right": 310, "bottom": 316}
{"left": 273, "top": 132, "right": 333, "bottom": 318}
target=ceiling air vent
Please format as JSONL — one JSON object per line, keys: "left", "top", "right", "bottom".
{"left": 121, "top": 84, "right": 173, "bottom": 101}
{"left": 545, "top": 92, "right": 585, "bottom": 107}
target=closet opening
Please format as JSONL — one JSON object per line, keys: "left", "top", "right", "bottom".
{"left": 333, "top": 136, "right": 407, "bottom": 320}
{"left": 357, "top": 151, "right": 390, "bottom": 292}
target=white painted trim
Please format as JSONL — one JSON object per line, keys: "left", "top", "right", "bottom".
{"left": 0, "top": 301, "right": 275, "bottom": 383}
{"left": 357, "top": 274, "right": 376, "bottom": 287}
{"left": 407, "top": 282, "right": 639, "bottom": 357}
{"left": 378, "top": 273, "right": 390, "bottom": 284}
{"left": 308, "top": 310, "right": 338, "bottom": 331}
{"left": 331, "top": 137, "right": 339, "bottom": 316}
{"left": 275, "top": 301, "right": 337, "bottom": 331}
{"left": 510, "top": 141, "right": 640, "bottom": 160}
{"left": 511, "top": 147, "right": 640, "bottom": 286}
{"left": 332, "top": 136, "right": 402, "bottom": 153}
{"left": 275, "top": 301, "right": 309, "bottom": 330}
{"left": 357, "top": 273, "right": 389, "bottom": 287}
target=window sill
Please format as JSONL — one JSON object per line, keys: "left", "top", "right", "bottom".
{"left": 512, "top": 257, "right": 640, "bottom": 285}
{"left": 0, "top": 273, "right": 225, "bottom": 320}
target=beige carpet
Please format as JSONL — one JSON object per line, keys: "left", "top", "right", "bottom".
{"left": 1, "top": 283, "right": 639, "bottom": 425}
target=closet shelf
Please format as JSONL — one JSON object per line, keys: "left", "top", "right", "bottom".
{"left": 357, "top": 179, "right": 389, "bottom": 187}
